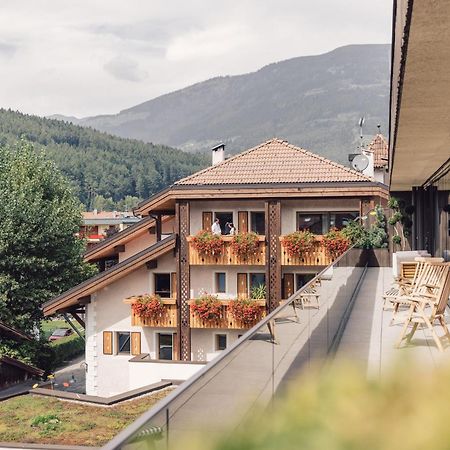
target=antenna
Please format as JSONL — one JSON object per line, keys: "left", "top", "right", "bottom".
{"left": 358, "top": 116, "right": 365, "bottom": 139}
{"left": 377, "top": 124, "right": 381, "bottom": 134}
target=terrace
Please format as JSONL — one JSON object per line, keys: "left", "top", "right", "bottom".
{"left": 105, "top": 250, "right": 450, "bottom": 450}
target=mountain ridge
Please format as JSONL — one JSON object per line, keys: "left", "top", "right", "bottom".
{"left": 53, "top": 43, "right": 391, "bottom": 164}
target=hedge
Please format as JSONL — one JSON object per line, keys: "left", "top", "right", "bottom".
{"left": 50, "top": 333, "right": 85, "bottom": 370}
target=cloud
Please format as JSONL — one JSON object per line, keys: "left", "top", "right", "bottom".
{"left": 104, "top": 55, "right": 148, "bottom": 82}
{"left": 0, "top": 41, "right": 18, "bottom": 58}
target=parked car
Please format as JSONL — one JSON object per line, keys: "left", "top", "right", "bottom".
{"left": 49, "top": 328, "right": 73, "bottom": 341}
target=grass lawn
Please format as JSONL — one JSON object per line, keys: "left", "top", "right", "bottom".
{"left": 0, "top": 389, "right": 173, "bottom": 446}
{"left": 41, "top": 319, "right": 83, "bottom": 340}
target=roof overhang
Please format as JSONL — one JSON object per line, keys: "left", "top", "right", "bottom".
{"left": 44, "top": 235, "right": 176, "bottom": 316}
{"left": 135, "top": 182, "right": 389, "bottom": 216}
{"left": 390, "top": 0, "right": 450, "bottom": 190}
{"left": 0, "top": 321, "right": 32, "bottom": 342}
{"left": 0, "top": 355, "right": 44, "bottom": 377}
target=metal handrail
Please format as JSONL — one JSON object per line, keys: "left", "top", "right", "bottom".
{"left": 103, "top": 245, "right": 358, "bottom": 450}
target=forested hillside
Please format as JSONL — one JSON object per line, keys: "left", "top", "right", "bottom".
{"left": 64, "top": 44, "right": 390, "bottom": 164}
{"left": 0, "top": 109, "right": 208, "bottom": 209}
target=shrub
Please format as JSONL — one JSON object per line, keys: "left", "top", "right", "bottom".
{"left": 131, "top": 294, "right": 166, "bottom": 319}
{"left": 229, "top": 299, "right": 264, "bottom": 326}
{"left": 230, "top": 232, "right": 260, "bottom": 258}
{"left": 191, "top": 295, "right": 223, "bottom": 322}
{"left": 51, "top": 333, "right": 85, "bottom": 369}
{"left": 322, "top": 228, "right": 351, "bottom": 258}
{"left": 282, "top": 230, "right": 316, "bottom": 257}
{"left": 250, "top": 283, "right": 266, "bottom": 300}
{"left": 191, "top": 231, "right": 224, "bottom": 255}
{"left": 342, "top": 220, "right": 370, "bottom": 248}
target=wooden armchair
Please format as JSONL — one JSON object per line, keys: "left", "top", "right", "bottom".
{"left": 395, "top": 262, "right": 450, "bottom": 352}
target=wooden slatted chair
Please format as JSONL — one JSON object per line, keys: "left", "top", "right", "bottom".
{"left": 386, "top": 257, "right": 444, "bottom": 321}
{"left": 296, "top": 279, "right": 321, "bottom": 310}
{"left": 396, "top": 262, "right": 450, "bottom": 352}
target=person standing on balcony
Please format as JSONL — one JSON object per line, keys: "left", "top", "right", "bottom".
{"left": 229, "top": 223, "right": 236, "bottom": 235}
{"left": 212, "top": 218, "right": 222, "bottom": 235}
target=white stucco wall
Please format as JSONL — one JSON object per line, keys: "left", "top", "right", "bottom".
{"left": 191, "top": 329, "right": 243, "bottom": 361}
{"left": 119, "top": 232, "right": 156, "bottom": 263}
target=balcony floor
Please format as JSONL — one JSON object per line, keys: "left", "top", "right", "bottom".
{"left": 336, "top": 267, "right": 450, "bottom": 376}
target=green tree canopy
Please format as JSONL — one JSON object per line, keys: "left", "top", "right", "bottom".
{"left": 0, "top": 140, "right": 96, "bottom": 334}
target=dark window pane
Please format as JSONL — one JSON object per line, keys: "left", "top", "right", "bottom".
{"left": 118, "top": 332, "right": 130, "bottom": 354}
{"left": 158, "top": 334, "right": 173, "bottom": 360}
{"left": 331, "top": 212, "right": 359, "bottom": 230}
{"left": 297, "top": 214, "right": 323, "bottom": 234}
{"left": 296, "top": 274, "right": 316, "bottom": 290}
{"left": 216, "top": 273, "right": 226, "bottom": 293}
{"left": 155, "top": 273, "right": 171, "bottom": 298}
{"left": 216, "top": 334, "right": 227, "bottom": 351}
{"left": 250, "top": 273, "right": 265, "bottom": 289}
{"left": 214, "top": 212, "right": 233, "bottom": 234}
{"left": 250, "top": 212, "right": 265, "bottom": 235}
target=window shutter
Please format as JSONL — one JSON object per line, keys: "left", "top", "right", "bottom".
{"left": 238, "top": 211, "right": 248, "bottom": 233}
{"left": 173, "top": 332, "right": 179, "bottom": 360}
{"left": 171, "top": 272, "right": 177, "bottom": 299}
{"left": 103, "top": 331, "right": 113, "bottom": 355}
{"left": 283, "top": 273, "right": 295, "bottom": 299}
{"left": 237, "top": 273, "right": 248, "bottom": 299}
{"left": 202, "top": 212, "right": 213, "bottom": 231}
{"left": 131, "top": 332, "right": 141, "bottom": 356}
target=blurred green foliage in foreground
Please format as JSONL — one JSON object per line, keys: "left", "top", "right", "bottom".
{"left": 183, "top": 360, "right": 450, "bottom": 450}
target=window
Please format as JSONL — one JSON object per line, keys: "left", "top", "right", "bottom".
{"left": 216, "top": 272, "right": 226, "bottom": 293}
{"left": 214, "top": 212, "right": 233, "bottom": 234}
{"left": 117, "top": 332, "right": 130, "bottom": 355}
{"left": 250, "top": 273, "right": 266, "bottom": 290}
{"left": 215, "top": 334, "right": 227, "bottom": 351}
{"left": 250, "top": 212, "right": 265, "bottom": 235}
{"left": 296, "top": 274, "right": 316, "bottom": 290}
{"left": 330, "top": 212, "right": 359, "bottom": 230}
{"left": 158, "top": 333, "right": 173, "bottom": 360}
{"left": 297, "top": 213, "right": 323, "bottom": 234}
{"left": 155, "top": 273, "right": 171, "bottom": 298}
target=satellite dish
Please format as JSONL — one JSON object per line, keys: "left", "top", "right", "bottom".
{"left": 352, "top": 154, "right": 369, "bottom": 172}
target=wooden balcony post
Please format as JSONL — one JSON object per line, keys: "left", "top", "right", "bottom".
{"left": 265, "top": 200, "right": 282, "bottom": 312}
{"left": 176, "top": 201, "right": 191, "bottom": 361}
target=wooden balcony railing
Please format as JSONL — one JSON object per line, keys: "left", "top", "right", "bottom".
{"left": 188, "top": 299, "right": 266, "bottom": 329}
{"left": 124, "top": 297, "right": 178, "bottom": 327}
{"left": 279, "top": 236, "right": 333, "bottom": 266}
{"left": 187, "top": 235, "right": 266, "bottom": 265}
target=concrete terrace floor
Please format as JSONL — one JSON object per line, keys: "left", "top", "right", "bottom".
{"left": 336, "top": 267, "right": 450, "bottom": 376}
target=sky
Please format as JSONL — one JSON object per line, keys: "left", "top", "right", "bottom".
{"left": 0, "top": 0, "right": 393, "bottom": 118}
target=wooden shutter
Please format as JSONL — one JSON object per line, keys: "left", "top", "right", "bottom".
{"left": 237, "top": 273, "right": 248, "bottom": 299}
{"left": 283, "top": 273, "right": 295, "bottom": 299}
{"left": 238, "top": 211, "right": 248, "bottom": 233}
{"left": 131, "top": 332, "right": 141, "bottom": 356}
{"left": 171, "top": 272, "right": 177, "bottom": 299}
{"left": 103, "top": 331, "right": 113, "bottom": 355}
{"left": 202, "top": 212, "right": 213, "bottom": 231}
{"left": 173, "top": 332, "right": 179, "bottom": 360}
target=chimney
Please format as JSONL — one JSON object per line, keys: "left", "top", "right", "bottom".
{"left": 211, "top": 143, "right": 225, "bottom": 165}
{"left": 362, "top": 148, "right": 375, "bottom": 178}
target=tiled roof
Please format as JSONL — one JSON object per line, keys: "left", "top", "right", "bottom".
{"left": 175, "top": 139, "right": 371, "bottom": 186}
{"left": 367, "top": 134, "right": 389, "bottom": 168}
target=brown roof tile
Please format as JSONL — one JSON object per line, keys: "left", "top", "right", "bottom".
{"left": 367, "top": 134, "right": 389, "bottom": 168}
{"left": 175, "top": 139, "right": 372, "bottom": 186}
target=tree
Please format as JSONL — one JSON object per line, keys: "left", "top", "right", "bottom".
{"left": 0, "top": 140, "right": 97, "bottom": 334}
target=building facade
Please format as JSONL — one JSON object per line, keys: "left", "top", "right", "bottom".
{"left": 43, "top": 139, "right": 388, "bottom": 396}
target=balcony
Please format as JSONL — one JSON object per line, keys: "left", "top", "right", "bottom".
{"left": 187, "top": 235, "right": 266, "bottom": 265}
{"left": 279, "top": 235, "right": 333, "bottom": 266}
{"left": 188, "top": 299, "right": 266, "bottom": 329}
{"left": 124, "top": 297, "right": 178, "bottom": 327}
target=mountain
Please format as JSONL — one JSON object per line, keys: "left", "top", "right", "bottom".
{"left": 61, "top": 44, "right": 390, "bottom": 164}
{"left": 0, "top": 109, "right": 209, "bottom": 208}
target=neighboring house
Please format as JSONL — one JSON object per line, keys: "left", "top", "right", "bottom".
{"left": 79, "top": 211, "right": 141, "bottom": 249}
{"left": 43, "top": 138, "right": 388, "bottom": 397}
{"left": 0, "top": 321, "right": 44, "bottom": 389}
{"left": 366, "top": 134, "right": 389, "bottom": 184}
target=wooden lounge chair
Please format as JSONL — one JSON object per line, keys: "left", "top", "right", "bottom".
{"left": 385, "top": 257, "right": 444, "bottom": 319}
{"left": 295, "top": 279, "right": 321, "bottom": 310}
{"left": 395, "top": 262, "right": 450, "bottom": 352}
